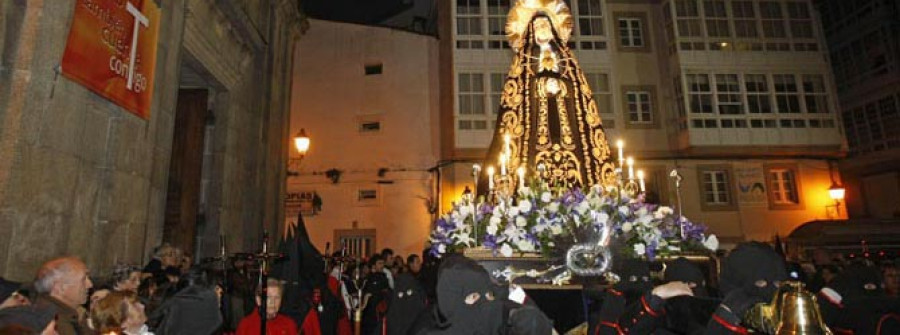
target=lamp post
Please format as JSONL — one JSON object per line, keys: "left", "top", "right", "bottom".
{"left": 288, "top": 129, "right": 310, "bottom": 177}
{"left": 826, "top": 160, "right": 845, "bottom": 219}
{"left": 828, "top": 182, "right": 845, "bottom": 219}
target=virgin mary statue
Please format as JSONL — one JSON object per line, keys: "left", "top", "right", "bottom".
{"left": 482, "top": 0, "right": 616, "bottom": 191}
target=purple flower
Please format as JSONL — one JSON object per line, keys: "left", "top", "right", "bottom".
{"left": 646, "top": 241, "right": 658, "bottom": 260}
{"left": 436, "top": 218, "right": 454, "bottom": 231}
{"left": 560, "top": 188, "right": 586, "bottom": 207}
{"left": 478, "top": 203, "right": 494, "bottom": 216}
{"left": 483, "top": 235, "right": 498, "bottom": 249}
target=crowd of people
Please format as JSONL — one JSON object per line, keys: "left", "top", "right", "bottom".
{"left": 1, "top": 241, "right": 899, "bottom": 334}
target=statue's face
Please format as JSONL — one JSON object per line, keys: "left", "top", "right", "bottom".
{"left": 533, "top": 17, "right": 553, "bottom": 46}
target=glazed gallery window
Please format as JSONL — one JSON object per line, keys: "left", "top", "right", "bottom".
{"left": 625, "top": 91, "right": 652, "bottom": 124}
{"left": 703, "top": 0, "right": 730, "bottom": 38}
{"left": 802, "top": 75, "right": 829, "bottom": 114}
{"left": 577, "top": 0, "right": 605, "bottom": 36}
{"left": 687, "top": 74, "right": 713, "bottom": 114}
{"left": 487, "top": 0, "right": 510, "bottom": 36}
{"left": 760, "top": 1, "right": 787, "bottom": 38}
{"left": 618, "top": 18, "right": 644, "bottom": 47}
{"left": 715, "top": 74, "right": 742, "bottom": 115}
{"left": 768, "top": 168, "right": 800, "bottom": 205}
{"left": 457, "top": 73, "right": 486, "bottom": 130}
{"left": 732, "top": 1, "right": 758, "bottom": 38}
{"left": 457, "top": 0, "right": 482, "bottom": 36}
{"left": 745, "top": 74, "right": 772, "bottom": 114}
{"left": 774, "top": 74, "right": 801, "bottom": 113}
{"left": 675, "top": 0, "right": 703, "bottom": 37}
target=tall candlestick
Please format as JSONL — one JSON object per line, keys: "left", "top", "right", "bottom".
{"left": 616, "top": 140, "right": 624, "bottom": 167}
{"left": 487, "top": 166, "right": 495, "bottom": 190}
{"left": 637, "top": 170, "right": 646, "bottom": 193}
{"left": 517, "top": 166, "right": 526, "bottom": 192}
{"left": 472, "top": 164, "right": 481, "bottom": 198}
{"left": 627, "top": 157, "right": 634, "bottom": 180}
{"left": 499, "top": 153, "right": 508, "bottom": 175}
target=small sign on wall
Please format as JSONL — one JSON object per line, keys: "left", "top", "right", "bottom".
{"left": 734, "top": 164, "right": 768, "bottom": 206}
{"left": 286, "top": 191, "right": 320, "bottom": 217}
{"left": 61, "top": 0, "right": 161, "bottom": 119}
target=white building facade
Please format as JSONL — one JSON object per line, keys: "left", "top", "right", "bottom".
{"left": 438, "top": 0, "right": 846, "bottom": 245}
{"left": 289, "top": 19, "right": 441, "bottom": 257}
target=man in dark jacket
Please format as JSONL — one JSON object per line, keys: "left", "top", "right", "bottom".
{"left": 33, "top": 256, "right": 94, "bottom": 335}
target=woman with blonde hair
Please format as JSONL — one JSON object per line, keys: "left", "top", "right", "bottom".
{"left": 91, "top": 291, "right": 153, "bottom": 335}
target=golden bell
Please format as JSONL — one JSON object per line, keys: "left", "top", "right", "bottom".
{"left": 743, "top": 281, "right": 833, "bottom": 335}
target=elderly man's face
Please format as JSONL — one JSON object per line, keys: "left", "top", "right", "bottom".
{"left": 256, "top": 286, "right": 283, "bottom": 320}
{"left": 56, "top": 262, "right": 93, "bottom": 308}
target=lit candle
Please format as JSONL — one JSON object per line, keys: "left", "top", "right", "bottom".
{"left": 616, "top": 139, "right": 624, "bottom": 167}
{"left": 637, "top": 170, "right": 646, "bottom": 193}
{"left": 487, "top": 166, "right": 495, "bottom": 190}
{"left": 627, "top": 157, "right": 634, "bottom": 180}
{"left": 517, "top": 166, "right": 526, "bottom": 192}
{"left": 499, "top": 153, "right": 508, "bottom": 175}
{"left": 504, "top": 134, "right": 511, "bottom": 153}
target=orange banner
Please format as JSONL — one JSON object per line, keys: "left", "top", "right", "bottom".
{"left": 61, "top": 0, "right": 161, "bottom": 119}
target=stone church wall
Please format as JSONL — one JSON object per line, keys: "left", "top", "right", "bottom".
{"left": 0, "top": 0, "right": 305, "bottom": 280}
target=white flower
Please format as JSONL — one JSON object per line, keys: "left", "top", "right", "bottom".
{"left": 489, "top": 216, "right": 502, "bottom": 226}
{"left": 519, "top": 187, "right": 532, "bottom": 197}
{"left": 438, "top": 244, "right": 446, "bottom": 253}
{"left": 455, "top": 233, "right": 475, "bottom": 246}
{"left": 654, "top": 206, "right": 674, "bottom": 219}
{"left": 548, "top": 202, "right": 560, "bottom": 213}
{"left": 518, "top": 199, "right": 532, "bottom": 213}
{"left": 550, "top": 225, "right": 563, "bottom": 235}
{"left": 618, "top": 205, "right": 630, "bottom": 216}
{"left": 622, "top": 222, "right": 633, "bottom": 232}
{"left": 493, "top": 205, "right": 503, "bottom": 217}
{"left": 516, "top": 239, "right": 535, "bottom": 252}
{"left": 635, "top": 207, "right": 648, "bottom": 217}
{"left": 634, "top": 243, "right": 646, "bottom": 256}
{"left": 594, "top": 212, "right": 610, "bottom": 225}
{"left": 515, "top": 216, "right": 527, "bottom": 227}
{"left": 576, "top": 201, "right": 590, "bottom": 215}
{"left": 703, "top": 234, "right": 719, "bottom": 251}
{"left": 508, "top": 207, "right": 520, "bottom": 217}
{"left": 487, "top": 224, "right": 499, "bottom": 235}
{"left": 541, "top": 192, "right": 552, "bottom": 203}
{"left": 500, "top": 243, "right": 514, "bottom": 257}
{"left": 459, "top": 205, "right": 471, "bottom": 217}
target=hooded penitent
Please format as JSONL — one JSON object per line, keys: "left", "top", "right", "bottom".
{"left": 613, "top": 258, "right": 652, "bottom": 302}
{"left": 828, "top": 263, "right": 884, "bottom": 299}
{"left": 664, "top": 257, "right": 708, "bottom": 297}
{"left": 431, "top": 255, "right": 504, "bottom": 335}
{"left": 384, "top": 274, "right": 428, "bottom": 335}
{"left": 718, "top": 242, "right": 788, "bottom": 301}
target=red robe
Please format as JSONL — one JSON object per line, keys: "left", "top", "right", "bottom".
{"left": 237, "top": 308, "right": 299, "bottom": 335}
{"left": 328, "top": 274, "right": 354, "bottom": 335}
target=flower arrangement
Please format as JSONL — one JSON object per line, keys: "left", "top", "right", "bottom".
{"left": 429, "top": 182, "right": 718, "bottom": 261}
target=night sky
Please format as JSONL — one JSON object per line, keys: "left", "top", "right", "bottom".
{"left": 302, "top": 0, "right": 414, "bottom": 24}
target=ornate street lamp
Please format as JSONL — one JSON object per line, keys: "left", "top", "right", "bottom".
{"left": 826, "top": 161, "right": 845, "bottom": 219}
{"left": 288, "top": 129, "right": 310, "bottom": 177}
{"left": 294, "top": 128, "right": 310, "bottom": 158}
